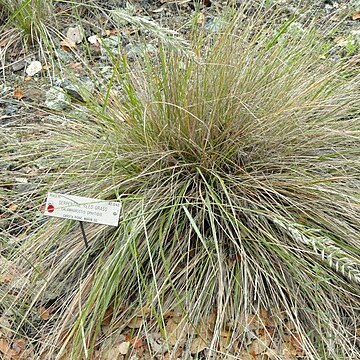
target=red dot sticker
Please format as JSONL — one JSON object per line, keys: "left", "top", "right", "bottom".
{"left": 47, "top": 204, "right": 55, "bottom": 213}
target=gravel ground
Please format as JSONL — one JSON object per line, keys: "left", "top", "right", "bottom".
{"left": 0, "top": 0, "right": 359, "bottom": 123}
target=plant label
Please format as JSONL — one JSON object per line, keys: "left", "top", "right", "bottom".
{"left": 44, "top": 192, "right": 121, "bottom": 226}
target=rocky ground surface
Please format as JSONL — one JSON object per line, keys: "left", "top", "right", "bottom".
{"left": 1, "top": 0, "right": 359, "bottom": 118}
{"left": 1, "top": 0, "right": 359, "bottom": 123}
{"left": 0, "top": 1, "right": 360, "bottom": 359}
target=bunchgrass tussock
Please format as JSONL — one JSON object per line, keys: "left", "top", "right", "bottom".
{"left": 2, "top": 7, "right": 360, "bottom": 359}
{"left": 0, "top": 0, "right": 55, "bottom": 53}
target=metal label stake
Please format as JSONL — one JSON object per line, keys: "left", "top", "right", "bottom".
{"left": 79, "top": 221, "right": 89, "bottom": 248}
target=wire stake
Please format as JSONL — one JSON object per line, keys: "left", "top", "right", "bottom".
{"left": 79, "top": 221, "right": 89, "bottom": 248}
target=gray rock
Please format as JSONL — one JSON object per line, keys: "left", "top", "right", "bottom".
{"left": 69, "top": 106, "right": 90, "bottom": 120}
{"left": 12, "top": 60, "right": 27, "bottom": 72}
{"left": 205, "top": 17, "right": 227, "bottom": 33}
{"left": 0, "top": 84, "right": 10, "bottom": 96}
{"left": 58, "top": 79, "right": 85, "bottom": 102}
{"left": 56, "top": 49, "right": 73, "bottom": 63}
{"left": 13, "top": 177, "right": 35, "bottom": 193}
{"left": 351, "top": 30, "right": 360, "bottom": 43}
{"left": 4, "top": 103, "right": 20, "bottom": 116}
{"left": 101, "top": 36, "right": 122, "bottom": 56}
{"left": 350, "top": 0, "right": 360, "bottom": 11}
{"left": 45, "top": 87, "right": 71, "bottom": 111}
{"left": 124, "top": 43, "right": 157, "bottom": 59}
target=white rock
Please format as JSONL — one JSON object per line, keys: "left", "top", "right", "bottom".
{"left": 88, "top": 35, "right": 100, "bottom": 45}
{"left": 25, "top": 61, "right": 42, "bottom": 76}
{"left": 118, "top": 341, "right": 130, "bottom": 355}
{"left": 66, "top": 26, "right": 84, "bottom": 44}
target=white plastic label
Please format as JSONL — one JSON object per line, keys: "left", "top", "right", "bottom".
{"left": 44, "top": 192, "right": 121, "bottom": 226}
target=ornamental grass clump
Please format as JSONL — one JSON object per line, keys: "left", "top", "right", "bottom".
{"left": 1, "top": 9, "right": 360, "bottom": 359}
